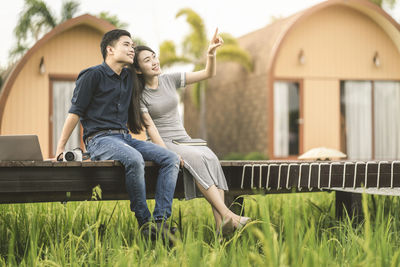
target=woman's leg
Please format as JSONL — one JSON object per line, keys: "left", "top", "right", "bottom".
{"left": 218, "top": 189, "right": 224, "bottom": 202}
{"left": 212, "top": 207, "right": 222, "bottom": 229}
{"left": 211, "top": 189, "right": 226, "bottom": 229}
{"left": 194, "top": 181, "right": 242, "bottom": 228}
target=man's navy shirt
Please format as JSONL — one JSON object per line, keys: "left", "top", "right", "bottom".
{"left": 69, "top": 62, "right": 132, "bottom": 141}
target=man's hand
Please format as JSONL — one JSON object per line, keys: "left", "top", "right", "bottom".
{"left": 54, "top": 113, "right": 80, "bottom": 161}
{"left": 55, "top": 146, "right": 65, "bottom": 161}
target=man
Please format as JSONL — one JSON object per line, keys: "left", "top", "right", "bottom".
{"left": 55, "top": 29, "right": 180, "bottom": 237}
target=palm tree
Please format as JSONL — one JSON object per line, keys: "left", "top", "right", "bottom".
{"left": 369, "top": 0, "right": 397, "bottom": 8}
{"left": 159, "top": 8, "right": 253, "bottom": 139}
{"left": 97, "top": 12, "right": 128, "bottom": 29}
{"left": 96, "top": 12, "right": 146, "bottom": 46}
{"left": 10, "top": 0, "right": 129, "bottom": 61}
{"left": 10, "top": 0, "right": 79, "bottom": 60}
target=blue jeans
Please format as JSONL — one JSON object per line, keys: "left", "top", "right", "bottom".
{"left": 86, "top": 131, "right": 180, "bottom": 226}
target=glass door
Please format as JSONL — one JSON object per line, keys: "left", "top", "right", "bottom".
{"left": 51, "top": 80, "right": 81, "bottom": 156}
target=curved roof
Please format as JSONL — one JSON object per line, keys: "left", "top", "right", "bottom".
{"left": 0, "top": 14, "right": 115, "bottom": 131}
{"left": 237, "top": 0, "right": 400, "bottom": 77}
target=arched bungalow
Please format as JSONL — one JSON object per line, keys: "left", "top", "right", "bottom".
{"left": 0, "top": 14, "right": 141, "bottom": 159}
{"left": 184, "top": 0, "right": 400, "bottom": 160}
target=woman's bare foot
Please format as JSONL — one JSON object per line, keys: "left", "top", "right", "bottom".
{"left": 228, "top": 214, "right": 252, "bottom": 229}
{"left": 236, "top": 217, "right": 252, "bottom": 229}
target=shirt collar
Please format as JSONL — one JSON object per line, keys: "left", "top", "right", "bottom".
{"left": 102, "top": 62, "right": 116, "bottom": 77}
{"left": 120, "top": 67, "right": 128, "bottom": 79}
{"left": 102, "top": 62, "right": 129, "bottom": 79}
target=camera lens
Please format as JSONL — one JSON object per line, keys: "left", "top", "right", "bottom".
{"left": 64, "top": 151, "right": 75, "bottom": 161}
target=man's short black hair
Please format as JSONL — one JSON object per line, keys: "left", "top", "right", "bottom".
{"left": 100, "top": 29, "right": 131, "bottom": 61}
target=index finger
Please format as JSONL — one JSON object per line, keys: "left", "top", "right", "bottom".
{"left": 211, "top": 27, "right": 219, "bottom": 41}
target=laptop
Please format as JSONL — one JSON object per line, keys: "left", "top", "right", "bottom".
{"left": 0, "top": 135, "right": 43, "bottom": 161}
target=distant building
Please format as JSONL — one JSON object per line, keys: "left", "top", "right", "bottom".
{"left": 0, "top": 14, "right": 144, "bottom": 159}
{"left": 184, "top": 0, "right": 400, "bottom": 160}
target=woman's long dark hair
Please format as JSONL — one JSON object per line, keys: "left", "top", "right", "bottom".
{"left": 127, "top": 45, "right": 156, "bottom": 134}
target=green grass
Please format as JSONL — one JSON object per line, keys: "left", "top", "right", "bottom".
{"left": 1, "top": 192, "right": 400, "bottom": 266}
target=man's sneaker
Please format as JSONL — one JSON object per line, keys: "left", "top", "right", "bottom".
{"left": 140, "top": 223, "right": 157, "bottom": 241}
{"left": 155, "top": 220, "right": 177, "bottom": 247}
{"left": 155, "top": 220, "right": 178, "bottom": 235}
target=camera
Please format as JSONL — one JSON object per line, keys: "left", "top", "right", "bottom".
{"left": 63, "top": 148, "right": 83, "bottom": 162}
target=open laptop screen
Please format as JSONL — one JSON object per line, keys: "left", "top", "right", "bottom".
{"left": 0, "top": 135, "right": 43, "bottom": 161}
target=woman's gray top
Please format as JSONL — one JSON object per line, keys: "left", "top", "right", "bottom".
{"left": 140, "top": 73, "right": 228, "bottom": 200}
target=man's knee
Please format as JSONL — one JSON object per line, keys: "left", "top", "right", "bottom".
{"left": 120, "top": 150, "right": 145, "bottom": 170}
{"left": 166, "top": 150, "right": 180, "bottom": 166}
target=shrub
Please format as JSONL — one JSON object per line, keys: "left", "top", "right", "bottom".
{"left": 244, "top": 152, "right": 268, "bottom": 160}
{"left": 223, "top": 152, "right": 268, "bottom": 160}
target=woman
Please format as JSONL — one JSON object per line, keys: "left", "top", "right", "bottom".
{"left": 132, "top": 29, "right": 251, "bottom": 235}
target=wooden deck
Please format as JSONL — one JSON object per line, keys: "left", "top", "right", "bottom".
{"left": 0, "top": 160, "right": 275, "bottom": 204}
{"left": 2, "top": 160, "right": 400, "bottom": 218}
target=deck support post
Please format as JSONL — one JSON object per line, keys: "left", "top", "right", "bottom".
{"left": 335, "top": 191, "right": 363, "bottom": 221}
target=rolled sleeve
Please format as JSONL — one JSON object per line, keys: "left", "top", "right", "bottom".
{"left": 167, "top": 72, "right": 186, "bottom": 89}
{"left": 140, "top": 99, "right": 148, "bottom": 113}
{"left": 68, "top": 69, "right": 99, "bottom": 116}
{"left": 180, "top": 72, "right": 186, "bottom": 88}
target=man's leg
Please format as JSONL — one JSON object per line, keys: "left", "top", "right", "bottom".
{"left": 125, "top": 134, "right": 180, "bottom": 222}
{"left": 86, "top": 133, "right": 151, "bottom": 226}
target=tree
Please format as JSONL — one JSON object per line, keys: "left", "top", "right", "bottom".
{"left": 97, "top": 12, "right": 128, "bottom": 29}
{"left": 369, "top": 0, "right": 397, "bottom": 8}
{"left": 159, "top": 8, "right": 253, "bottom": 138}
{"left": 96, "top": 12, "right": 147, "bottom": 45}
{"left": 10, "top": 0, "right": 79, "bottom": 61}
{"left": 10, "top": 0, "right": 129, "bottom": 61}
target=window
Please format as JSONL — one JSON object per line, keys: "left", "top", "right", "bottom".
{"left": 51, "top": 80, "right": 81, "bottom": 156}
{"left": 341, "top": 80, "right": 400, "bottom": 160}
{"left": 273, "top": 81, "right": 300, "bottom": 157}
{"left": 340, "top": 81, "right": 372, "bottom": 160}
{"left": 374, "top": 81, "right": 400, "bottom": 159}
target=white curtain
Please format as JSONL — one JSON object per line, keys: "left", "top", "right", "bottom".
{"left": 274, "top": 82, "right": 290, "bottom": 157}
{"left": 374, "top": 81, "right": 400, "bottom": 160}
{"left": 343, "top": 81, "right": 372, "bottom": 160}
{"left": 52, "top": 81, "right": 80, "bottom": 154}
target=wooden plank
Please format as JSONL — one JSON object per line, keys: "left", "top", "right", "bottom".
{"left": 1, "top": 160, "right": 400, "bottom": 204}
{"left": 0, "top": 163, "right": 186, "bottom": 203}
{"left": 0, "top": 160, "right": 157, "bottom": 167}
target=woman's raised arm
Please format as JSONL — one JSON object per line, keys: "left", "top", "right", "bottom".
{"left": 185, "top": 28, "right": 224, "bottom": 85}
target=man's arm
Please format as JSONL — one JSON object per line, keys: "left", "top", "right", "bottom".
{"left": 55, "top": 113, "right": 80, "bottom": 160}
{"left": 56, "top": 68, "right": 98, "bottom": 160}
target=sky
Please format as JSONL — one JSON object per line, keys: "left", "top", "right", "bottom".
{"left": 1, "top": 0, "right": 399, "bottom": 68}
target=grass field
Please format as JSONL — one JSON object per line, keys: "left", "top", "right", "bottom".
{"left": 1, "top": 192, "right": 400, "bottom": 266}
